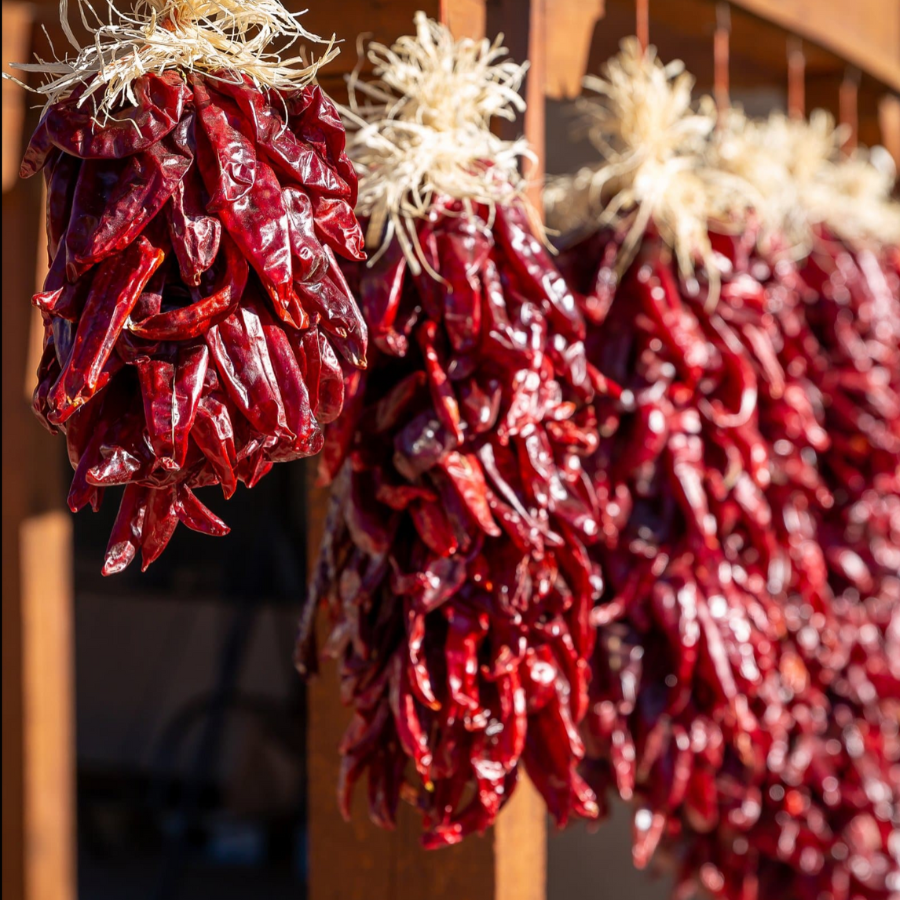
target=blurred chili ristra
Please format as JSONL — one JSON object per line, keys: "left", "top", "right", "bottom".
{"left": 547, "top": 49, "right": 900, "bottom": 900}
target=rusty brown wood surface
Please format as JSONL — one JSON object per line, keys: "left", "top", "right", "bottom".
{"left": 3, "top": 7, "right": 76, "bottom": 899}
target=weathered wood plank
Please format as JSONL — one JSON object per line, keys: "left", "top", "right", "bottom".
{"left": 3, "top": 26, "right": 76, "bottom": 896}
{"left": 730, "top": 0, "right": 900, "bottom": 92}
{"left": 544, "top": 0, "right": 605, "bottom": 100}
{"left": 20, "top": 512, "right": 76, "bottom": 900}
{"left": 2, "top": 2, "right": 32, "bottom": 192}
{"left": 878, "top": 94, "right": 900, "bottom": 171}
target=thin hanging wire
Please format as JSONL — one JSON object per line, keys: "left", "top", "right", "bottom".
{"left": 714, "top": 2, "right": 731, "bottom": 116}
{"left": 839, "top": 67, "right": 860, "bottom": 154}
{"left": 787, "top": 37, "right": 805, "bottom": 120}
{"left": 636, "top": 0, "right": 649, "bottom": 53}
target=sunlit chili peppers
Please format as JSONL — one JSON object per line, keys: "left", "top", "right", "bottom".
{"left": 298, "top": 197, "right": 604, "bottom": 847}
{"left": 544, "top": 43, "right": 900, "bottom": 899}
{"left": 554, "top": 218, "right": 899, "bottom": 900}
{"left": 296, "top": 15, "right": 604, "bottom": 847}
{"left": 27, "top": 68, "right": 366, "bottom": 573}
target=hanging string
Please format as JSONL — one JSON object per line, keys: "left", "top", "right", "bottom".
{"left": 636, "top": 0, "right": 649, "bottom": 53}
{"left": 714, "top": 2, "right": 731, "bottom": 116}
{"left": 524, "top": 0, "right": 547, "bottom": 219}
{"left": 787, "top": 36, "right": 805, "bottom": 120}
{"left": 839, "top": 67, "right": 860, "bottom": 154}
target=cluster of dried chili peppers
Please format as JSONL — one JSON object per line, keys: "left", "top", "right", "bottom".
{"left": 548, "top": 75, "right": 900, "bottom": 895}
{"left": 24, "top": 65, "right": 365, "bottom": 573}
{"left": 296, "top": 15, "right": 608, "bottom": 846}
{"left": 302, "top": 200, "right": 604, "bottom": 845}
{"left": 554, "top": 221, "right": 899, "bottom": 900}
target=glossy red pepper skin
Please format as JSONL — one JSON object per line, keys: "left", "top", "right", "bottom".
{"left": 49, "top": 233, "right": 166, "bottom": 423}
{"left": 129, "top": 232, "right": 248, "bottom": 341}
{"left": 64, "top": 124, "right": 193, "bottom": 280}
{"left": 21, "top": 71, "right": 366, "bottom": 572}
{"left": 166, "top": 162, "right": 222, "bottom": 286}
{"left": 299, "top": 197, "right": 602, "bottom": 847}
{"left": 20, "top": 72, "right": 190, "bottom": 178}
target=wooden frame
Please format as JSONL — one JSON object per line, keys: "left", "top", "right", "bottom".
{"left": 3, "top": 3, "right": 899, "bottom": 900}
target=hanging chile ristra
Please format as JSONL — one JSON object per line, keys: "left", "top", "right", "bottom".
{"left": 547, "top": 46, "right": 900, "bottom": 900}
{"left": 295, "top": 13, "right": 605, "bottom": 846}
{"left": 700, "top": 109, "right": 900, "bottom": 900}
{"left": 545, "top": 40, "right": 790, "bottom": 882}
{"left": 9, "top": 0, "right": 366, "bottom": 573}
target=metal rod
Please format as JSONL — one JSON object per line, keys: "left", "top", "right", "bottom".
{"left": 636, "top": 0, "right": 649, "bottom": 53}
{"left": 787, "top": 37, "right": 805, "bottom": 120}
{"left": 714, "top": 2, "right": 731, "bottom": 115}
{"left": 840, "top": 67, "right": 860, "bottom": 154}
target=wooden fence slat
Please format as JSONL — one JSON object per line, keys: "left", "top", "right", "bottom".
{"left": 3, "top": 11, "right": 76, "bottom": 895}
{"left": 878, "top": 94, "right": 900, "bottom": 172}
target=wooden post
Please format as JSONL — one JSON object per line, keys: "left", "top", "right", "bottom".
{"left": 714, "top": 3, "right": 731, "bottom": 115}
{"left": 2, "top": 1, "right": 31, "bottom": 192}
{"left": 489, "top": 0, "right": 546, "bottom": 213}
{"left": 879, "top": 93, "right": 900, "bottom": 172}
{"left": 305, "top": 3, "right": 547, "bottom": 900}
{"left": 20, "top": 514, "right": 76, "bottom": 900}
{"left": 635, "top": 0, "right": 649, "bottom": 53}
{"left": 3, "top": 7, "right": 77, "bottom": 900}
{"left": 524, "top": 0, "right": 546, "bottom": 217}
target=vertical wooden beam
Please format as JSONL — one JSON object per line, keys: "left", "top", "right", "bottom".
{"left": 523, "top": 0, "right": 546, "bottom": 216}
{"left": 3, "top": 11, "right": 34, "bottom": 898}
{"left": 4, "top": 8, "right": 77, "bottom": 899}
{"left": 838, "top": 68, "right": 859, "bottom": 154}
{"left": 714, "top": 3, "right": 731, "bottom": 115}
{"left": 490, "top": 0, "right": 546, "bottom": 212}
{"left": 2, "top": 2, "right": 31, "bottom": 192}
{"left": 494, "top": 773, "right": 547, "bottom": 900}
{"left": 20, "top": 513, "right": 76, "bottom": 900}
{"left": 635, "top": 0, "right": 649, "bottom": 53}
{"left": 879, "top": 93, "right": 900, "bottom": 172}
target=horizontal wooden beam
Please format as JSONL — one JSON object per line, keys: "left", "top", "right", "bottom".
{"left": 730, "top": 0, "right": 900, "bottom": 92}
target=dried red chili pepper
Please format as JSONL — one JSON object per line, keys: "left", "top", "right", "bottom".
{"left": 18, "top": 20, "right": 365, "bottom": 573}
